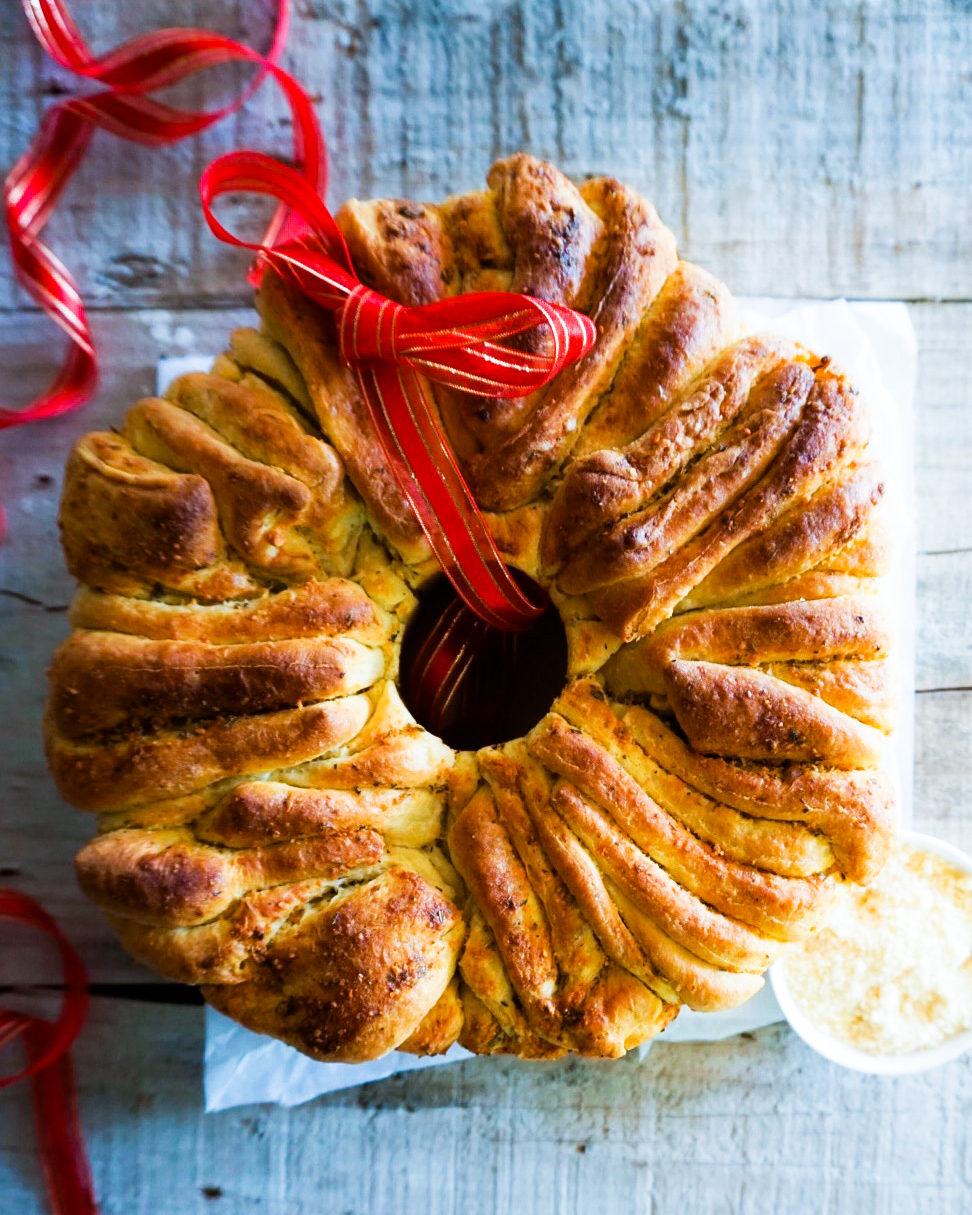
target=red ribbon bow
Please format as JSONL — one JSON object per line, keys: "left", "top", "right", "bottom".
{"left": 5, "top": 0, "right": 596, "bottom": 627}
{"left": 199, "top": 151, "right": 596, "bottom": 628}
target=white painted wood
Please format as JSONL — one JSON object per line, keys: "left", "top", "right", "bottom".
{"left": 1, "top": 0, "right": 971, "bottom": 311}
{"left": 2, "top": 1000, "right": 971, "bottom": 1215}
{"left": 1, "top": 0, "right": 970, "bottom": 1211}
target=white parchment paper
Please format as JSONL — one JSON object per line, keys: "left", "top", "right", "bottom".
{"left": 160, "top": 297, "right": 917, "bottom": 1108}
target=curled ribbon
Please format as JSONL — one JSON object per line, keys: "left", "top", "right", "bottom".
{"left": 3, "top": 0, "right": 322, "bottom": 435}
{"left": 0, "top": 890, "right": 95, "bottom": 1215}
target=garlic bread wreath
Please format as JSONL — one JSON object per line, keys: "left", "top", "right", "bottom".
{"left": 48, "top": 155, "right": 895, "bottom": 1061}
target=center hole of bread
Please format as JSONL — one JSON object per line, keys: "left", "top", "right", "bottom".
{"left": 399, "top": 570, "right": 568, "bottom": 751}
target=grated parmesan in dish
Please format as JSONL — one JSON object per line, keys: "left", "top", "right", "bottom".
{"left": 782, "top": 843, "right": 972, "bottom": 1055}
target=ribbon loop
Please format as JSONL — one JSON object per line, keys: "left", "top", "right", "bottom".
{"left": 2, "top": 0, "right": 324, "bottom": 436}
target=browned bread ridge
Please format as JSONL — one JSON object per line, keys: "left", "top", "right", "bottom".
{"left": 48, "top": 155, "right": 896, "bottom": 1061}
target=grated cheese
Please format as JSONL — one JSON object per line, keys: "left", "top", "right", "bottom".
{"left": 782, "top": 843, "right": 972, "bottom": 1055}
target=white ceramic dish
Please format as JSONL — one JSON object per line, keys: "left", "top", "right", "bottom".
{"left": 770, "top": 829, "right": 972, "bottom": 1075}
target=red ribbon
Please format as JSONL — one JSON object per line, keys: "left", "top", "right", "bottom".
{"left": 0, "top": 890, "right": 96, "bottom": 1215}
{"left": 3, "top": 0, "right": 323, "bottom": 436}
{"left": 199, "top": 151, "right": 596, "bottom": 628}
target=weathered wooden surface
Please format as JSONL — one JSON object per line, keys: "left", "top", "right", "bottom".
{"left": 2, "top": 0, "right": 971, "bottom": 310}
{"left": 3, "top": 1002, "right": 972, "bottom": 1215}
{"left": 1, "top": 0, "right": 971, "bottom": 1212}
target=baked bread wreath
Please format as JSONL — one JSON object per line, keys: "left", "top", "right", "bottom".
{"left": 47, "top": 155, "right": 895, "bottom": 1061}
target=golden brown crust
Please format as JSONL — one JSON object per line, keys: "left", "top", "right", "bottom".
{"left": 454, "top": 906, "right": 566, "bottom": 1058}
{"left": 587, "top": 362, "right": 872, "bottom": 640}
{"left": 48, "top": 154, "right": 897, "bottom": 1064}
{"left": 164, "top": 371, "right": 360, "bottom": 571}
{"left": 49, "top": 630, "right": 383, "bottom": 737}
{"left": 399, "top": 978, "right": 465, "bottom": 1055}
{"left": 203, "top": 868, "right": 464, "bottom": 1062}
{"left": 489, "top": 154, "right": 602, "bottom": 306}
{"left": 123, "top": 396, "right": 323, "bottom": 580}
{"left": 620, "top": 700, "right": 894, "bottom": 884}
{"left": 106, "top": 878, "right": 340, "bottom": 984}
{"left": 680, "top": 462, "right": 887, "bottom": 610}
{"left": 662, "top": 660, "right": 885, "bottom": 766}
{"left": 528, "top": 711, "right": 830, "bottom": 940}
{"left": 574, "top": 261, "right": 739, "bottom": 457}
{"left": 281, "top": 681, "right": 453, "bottom": 791}
{"left": 337, "top": 198, "right": 458, "bottom": 307}
{"left": 571, "top": 965, "right": 678, "bottom": 1055}
{"left": 560, "top": 358, "right": 816, "bottom": 596}
{"left": 195, "top": 782, "right": 443, "bottom": 849}
{"left": 257, "top": 273, "right": 430, "bottom": 564}
{"left": 642, "top": 596, "right": 892, "bottom": 668}
{"left": 465, "top": 173, "right": 678, "bottom": 510}
{"left": 76, "top": 825, "right": 384, "bottom": 927}
{"left": 69, "top": 577, "right": 388, "bottom": 643}
{"left": 479, "top": 749, "right": 603, "bottom": 1029}
{"left": 223, "top": 326, "right": 315, "bottom": 414}
{"left": 60, "top": 432, "right": 259, "bottom": 600}
{"left": 552, "top": 678, "right": 837, "bottom": 878}
{"left": 47, "top": 696, "right": 372, "bottom": 813}
{"left": 439, "top": 190, "right": 513, "bottom": 296}
{"left": 767, "top": 658, "right": 896, "bottom": 732}
{"left": 550, "top": 782, "right": 789, "bottom": 967}
{"left": 603, "top": 881, "right": 765, "bottom": 1012}
{"left": 433, "top": 158, "right": 605, "bottom": 469}
{"left": 543, "top": 335, "right": 793, "bottom": 572}
{"left": 448, "top": 788, "right": 560, "bottom": 1038}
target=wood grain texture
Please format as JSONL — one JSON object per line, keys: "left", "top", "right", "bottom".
{"left": 1, "top": 1001, "right": 970, "bottom": 1215}
{"left": 1, "top": 0, "right": 971, "bottom": 1211}
{"left": 1, "top": 0, "right": 971, "bottom": 311}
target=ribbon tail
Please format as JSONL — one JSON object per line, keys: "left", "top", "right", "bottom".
{"left": 355, "top": 359, "right": 544, "bottom": 630}
{"left": 25, "top": 1023, "right": 99, "bottom": 1215}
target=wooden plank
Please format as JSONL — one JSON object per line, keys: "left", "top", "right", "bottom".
{"left": 1, "top": 999, "right": 970, "bottom": 1214}
{"left": 911, "top": 306, "right": 972, "bottom": 556}
{"left": 2, "top": 0, "right": 971, "bottom": 311}
{"left": 917, "top": 552, "right": 972, "bottom": 693}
